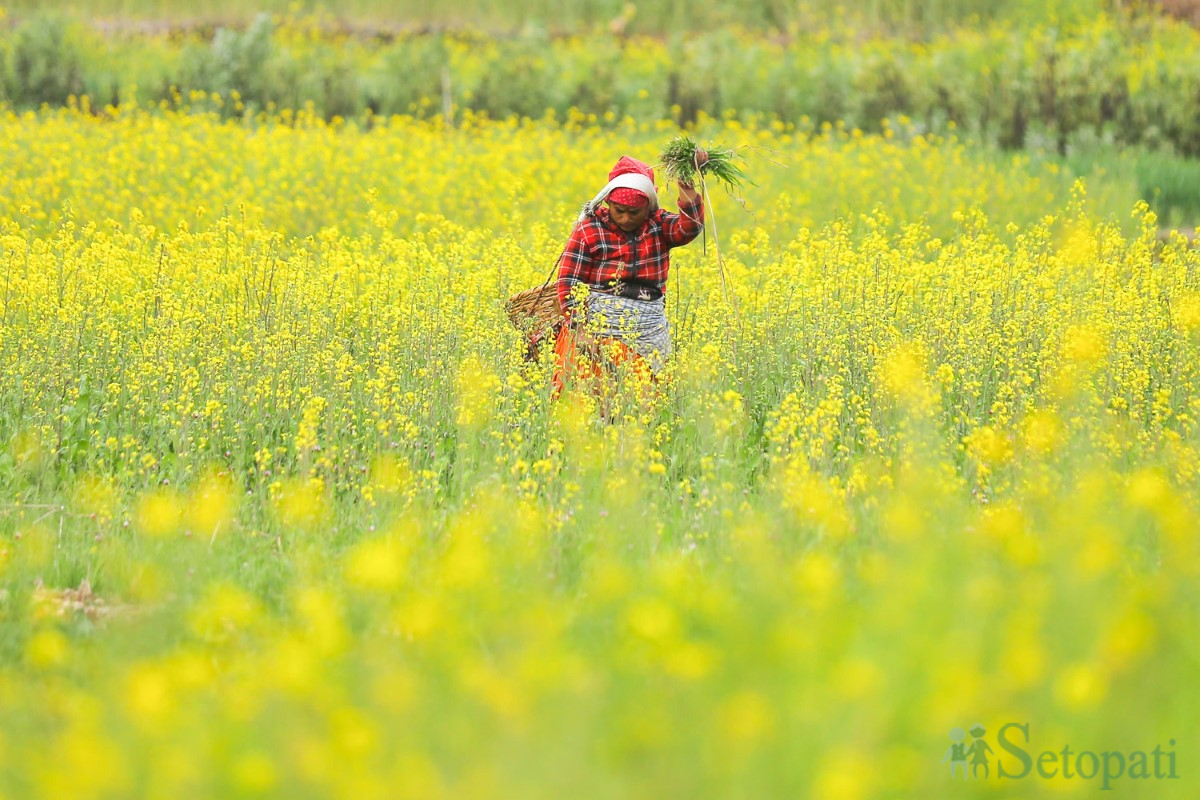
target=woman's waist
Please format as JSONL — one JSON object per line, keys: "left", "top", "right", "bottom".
{"left": 587, "top": 278, "right": 664, "bottom": 302}
{"left": 584, "top": 291, "right": 668, "bottom": 331}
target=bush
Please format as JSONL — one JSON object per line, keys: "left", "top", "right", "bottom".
{"left": 362, "top": 36, "right": 448, "bottom": 117}
{"left": 176, "top": 13, "right": 282, "bottom": 112}
{"left": 468, "top": 35, "right": 559, "bottom": 120}
{"left": 2, "top": 15, "right": 84, "bottom": 108}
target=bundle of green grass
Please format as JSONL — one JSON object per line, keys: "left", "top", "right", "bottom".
{"left": 658, "top": 135, "right": 757, "bottom": 318}
{"left": 658, "top": 134, "right": 753, "bottom": 193}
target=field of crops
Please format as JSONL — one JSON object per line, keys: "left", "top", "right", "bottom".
{"left": 2, "top": 3, "right": 1200, "bottom": 799}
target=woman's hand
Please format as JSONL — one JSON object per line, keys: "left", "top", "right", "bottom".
{"left": 677, "top": 147, "right": 707, "bottom": 204}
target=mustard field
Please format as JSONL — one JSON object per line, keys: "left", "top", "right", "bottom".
{"left": 1, "top": 107, "right": 1199, "bottom": 798}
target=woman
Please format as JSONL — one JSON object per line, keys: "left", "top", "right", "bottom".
{"left": 552, "top": 155, "right": 705, "bottom": 398}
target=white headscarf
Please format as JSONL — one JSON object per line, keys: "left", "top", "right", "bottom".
{"left": 578, "top": 173, "right": 659, "bottom": 223}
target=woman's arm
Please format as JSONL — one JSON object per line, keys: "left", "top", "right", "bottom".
{"left": 663, "top": 148, "right": 708, "bottom": 245}
{"left": 678, "top": 182, "right": 701, "bottom": 206}
{"left": 662, "top": 182, "right": 705, "bottom": 246}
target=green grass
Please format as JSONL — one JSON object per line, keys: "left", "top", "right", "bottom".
{"left": 1064, "top": 147, "right": 1200, "bottom": 229}
{"left": 1, "top": 0, "right": 1116, "bottom": 36}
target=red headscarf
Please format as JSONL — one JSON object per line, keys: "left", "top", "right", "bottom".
{"left": 606, "top": 156, "right": 655, "bottom": 207}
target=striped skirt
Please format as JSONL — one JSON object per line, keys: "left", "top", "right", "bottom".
{"left": 583, "top": 292, "right": 672, "bottom": 373}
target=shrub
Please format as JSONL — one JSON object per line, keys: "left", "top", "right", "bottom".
{"left": 3, "top": 15, "right": 84, "bottom": 108}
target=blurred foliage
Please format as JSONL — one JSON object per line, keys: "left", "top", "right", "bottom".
{"left": 1, "top": 9, "right": 1200, "bottom": 160}
{"left": 0, "top": 0, "right": 1124, "bottom": 36}
{"left": 0, "top": 14, "right": 84, "bottom": 106}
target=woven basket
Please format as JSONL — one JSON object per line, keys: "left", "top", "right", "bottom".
{"left": 505, "top": 283, "right": 563, "bottom": 335}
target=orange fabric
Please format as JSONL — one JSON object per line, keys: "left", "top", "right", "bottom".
{"left": 551, "top": 324, "right": 653, "bottom": 400}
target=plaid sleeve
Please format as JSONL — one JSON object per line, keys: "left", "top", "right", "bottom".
{"left": 556, "top": 221, "right": 591, "bottom": 317}
{"left": 661, "top": 197, "right": 705, "bottom": 247}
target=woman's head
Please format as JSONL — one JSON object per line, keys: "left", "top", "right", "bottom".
{"left": 605, "top": 156, "right": 655, "bottom": 230}
{"left": 605, "top": 198, "right": 650, "bottom": 231}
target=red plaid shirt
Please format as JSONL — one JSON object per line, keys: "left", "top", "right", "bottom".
{"left": 556, "top": 198, "right": 704, "bottom": 316}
